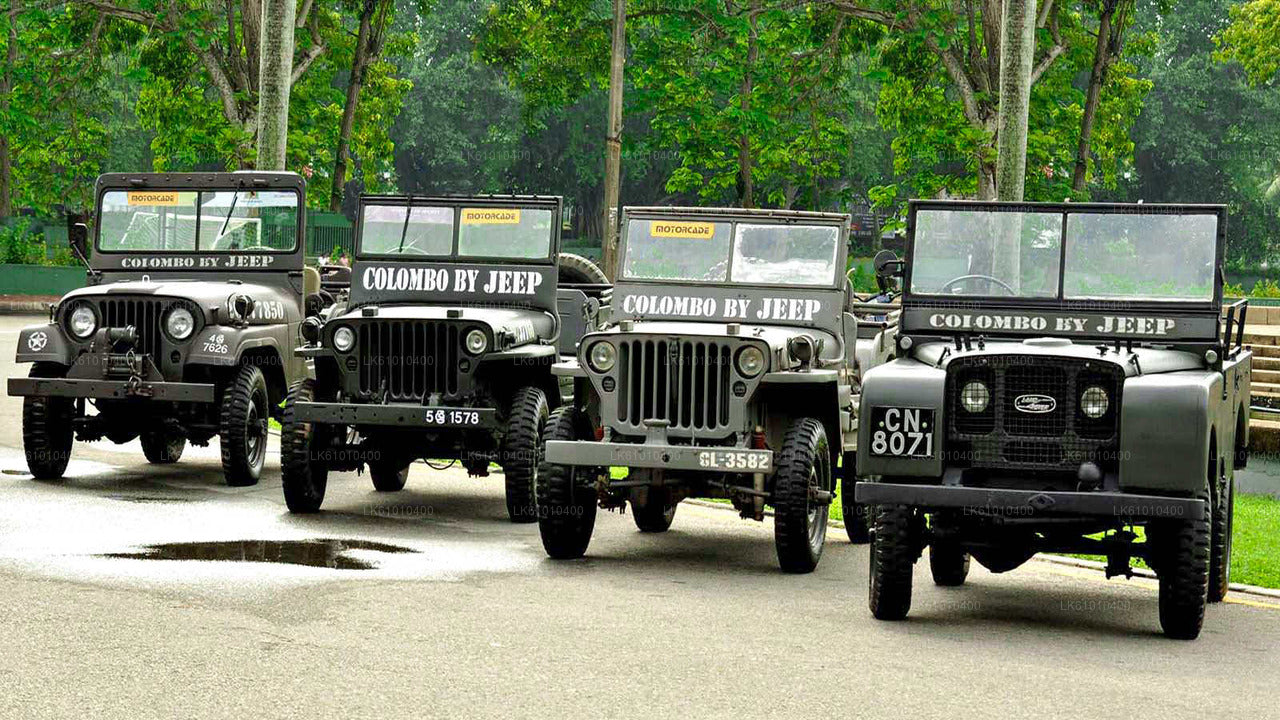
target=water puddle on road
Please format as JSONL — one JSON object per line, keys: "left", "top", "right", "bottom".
{"left": 101, "top": 538, "right": 417, "bottom": 570}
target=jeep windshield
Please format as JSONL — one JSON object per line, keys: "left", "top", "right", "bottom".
{"left": 359, "top": 204, "right": 554, "bottom": 260}
{"left": 97, "top": 189, "right": 301, "bottom": 252}
{"left": 909, "top": 206, "right": 1219, "bottom": 302}
{"left": 622, "top": 218, "right": 841, "bottom": 287}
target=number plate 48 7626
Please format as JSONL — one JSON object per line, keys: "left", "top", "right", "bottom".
{"left": 869, "top": 407, "right": 935, "bottom": 458}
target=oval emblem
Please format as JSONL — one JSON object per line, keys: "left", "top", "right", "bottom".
{"left": 1014, "top": 394, "right": 1056, "bottom": 414}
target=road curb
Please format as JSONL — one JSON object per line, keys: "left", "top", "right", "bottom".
{"left": 682, "top": 497, "right": 1280, "bottom": 601}
{"left": 0, "top": 301, "right": 52, "bottom": 315}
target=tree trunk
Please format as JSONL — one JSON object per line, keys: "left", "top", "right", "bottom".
{"left": 992, "top": 0, "right": 1037, "bottom": 289}
{"left": 1072, "top": 0, "right": 1120, "bottom": 193}
{"left": 330, "top": 0, "right": 376, "bottom": 211}
{"left": 0, "top": 2, "right": 18, "bottom": 218}
{"left": 255, "top": 0, "right": 297, "bottom": 171}
{"left": 600, "top": 0, "right": 625, "bottom": 281}
{"left": 737, "top": 1, "right": 759, "bottom": 208}
{"left": 994, "top": 0, "right": 1036, "bottom": 202}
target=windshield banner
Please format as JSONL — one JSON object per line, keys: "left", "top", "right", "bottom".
{"left": 902, "top": 307, "right": 1220, "bottom": 341}
{"left": 613, "top": 282, "right": 842, "bottom": 329}
{"left": 351, "top": 261, "right": 557, "bottom": 311}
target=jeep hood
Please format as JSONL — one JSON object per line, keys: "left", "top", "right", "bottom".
{"left": 60, "top": 279, "right": 293, "bottom": 323}
{"left": 595, "top": 320, "right": 842, "bottom": 363}
{"left": 331, "top": 305, "right": 554, "bottom": 342}
{"left": 911, "top": 337, "right": 1205, "bottom": 376}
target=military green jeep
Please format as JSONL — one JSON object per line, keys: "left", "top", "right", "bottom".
{"left": 7, "top": 172, "right": 319, "bottom": 486}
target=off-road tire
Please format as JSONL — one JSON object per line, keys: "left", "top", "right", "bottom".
{"left": 140, "top": 430, "right": 185, "bottom": 464}
{"left": 557, "top": 253, "right": 609, "bottom": 285}
{"left": 840, "top": 453, "right": 870, "bottom": 544}
{"left": 219, "top": 364, "right": 270, "bottom": 487}
{"left": 369, "top": 459, "right": 409, "bottom": 492}
{"left": 631, "top": 488, "right": 677, "bottom": 533}
{"left": 537, "top": 406, "right": 598, "bottom": 559}
{"left": 773, "top": 418, "right": 832, "bottom": 574}
{"left": 929, "top": 540, "right": 970, "bottom": 587}
{"left": 1208, "top": 472, "right": 1234, "bottom": 603}
{"left": 1152, "top": 476, "right": 1211, "bottom": 640}
{"left": 503, "top": 386, "right": 548, "bottom": 523}
{"left": 281, "top": 379, "right": 330, "bottom": 513}
{"left": 869, "top": 504, "right": 919, "bottom": 620}
{"left": 22, "top": 363, "right": 73, "bottom": 480}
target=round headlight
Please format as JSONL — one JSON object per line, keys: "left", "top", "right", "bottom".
{"left": 588, "top": 341, "right": 616, "bottom": 372}
{"left": 960, "top": 381, "right": 990, "bottom": 413}
{"left": 165, "top": 306, "right": 195, "bottom": 341}
{"left": 1081, "top": 386, "right": 1109, "bottom": 418}
{"left": 465, "top": 329, "right": 488, "bottom": 355}
{"left": 332, "top": 326, "right": 355, "bottom": 352}
{"left": 69, "top": 304, "right": 97, "bottom": 339}
{"left": 736, "top": 346, "right": 765, "bottom": 378}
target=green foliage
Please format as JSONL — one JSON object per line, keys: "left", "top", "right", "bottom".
{"left": 1216, "top": 0, "right": 1280, "bottom": 85}
{"left": 0, "top": 218, "right": 77, "bottom": 267}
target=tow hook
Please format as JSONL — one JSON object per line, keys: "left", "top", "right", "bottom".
{"left": 125, "top": 375, "right": 153, "bottom": 398}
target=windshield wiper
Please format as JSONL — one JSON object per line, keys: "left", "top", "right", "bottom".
{"left": 216, "top": 188, "right": 242, "bottom": 250}
{"left": 397, "top": 196, "right": 415, "bottom": 254}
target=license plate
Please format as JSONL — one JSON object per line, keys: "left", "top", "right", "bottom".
{"left": 869, "top": 407, "right": 936, "bottom": 458}
{"left": 696, "top": 449, "right": 771, "bottom": 472}
{"left": 423, "top": 408, "right": 484, "bottom": 426}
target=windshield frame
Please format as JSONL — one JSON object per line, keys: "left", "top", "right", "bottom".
{"left": 618, "top": 208, "right": 850, "bottom": 290}
{"left": 94, "top": 179, "right": 304, "bottom": 257}
{"left": 903, "top": 200, "right": 1226, "bottom": 312}
{"left": 355, "top": 195, "right": 561, "bottom": 264}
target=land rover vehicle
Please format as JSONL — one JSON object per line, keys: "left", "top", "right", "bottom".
{"left": 537, "top": 207, "right": 897, "bottom": 573}
{"left": 855, "top": 200, "right": 1248, "bottom": 640}
{"left": 8, "top": 172, "right": 322, "bottom": 486}
{"left": 280, "top": 195, "right": 610, "bottom": 522}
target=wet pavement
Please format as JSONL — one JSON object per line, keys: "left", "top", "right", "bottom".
{"left": 0, "top": 314, "right": 1277, "bottom": 720}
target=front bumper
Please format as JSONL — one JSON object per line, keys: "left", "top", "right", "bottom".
{"left": 854, "top": 482, "right": 1204, "bottom": 521}
{"left": 546, "top": 440, "right": 774, "bottom": 474}
{"left": 293, "top": 401, "right": 498, "bottom": 429}
{"left": 7, "top": 377, "right": 216, "bottom": 403}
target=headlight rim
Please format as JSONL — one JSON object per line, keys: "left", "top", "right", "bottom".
{"left": 163, "top": 305, "right": 197, "bottom": 342}
{"left": 735, "top": 345, "right": 766, "bottom": 378}
{"left": 587, "top": 340, "right": 616, "bottom": 373}
{"left": 465, "top": 328, "right": 489, "bottom": 356}
{"left": 67, "top": 302, "right": 98, "bottom": 340}
{"left": 332, "top": 325, "right": 356, "bottom": 353}
{"left": 960, "top": 380, "right": 991, "bottom": 413}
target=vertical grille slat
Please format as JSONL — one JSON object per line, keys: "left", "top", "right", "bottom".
{"left": 616, "top": 337, "right": 737, "bottom": 435}
{"left": 96, "top": 297, "right": 170, "bottom": 361}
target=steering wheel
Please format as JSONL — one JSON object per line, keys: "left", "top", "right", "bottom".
{"left": 237, "top": 244, "right": 273, "bottom": 253}
{"left": 938, "top": 274, "right": 1017, "bottom": 296}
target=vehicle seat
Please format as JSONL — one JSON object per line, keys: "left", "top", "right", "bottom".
{"left": 303, "top": 265, "right": 321, "bottom": 298}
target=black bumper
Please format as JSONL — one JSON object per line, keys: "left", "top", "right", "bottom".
{"left": 854, "top": 482, "right": 1205, "bottom": 521}
{"left": 293, "top": 401, "right": 498, "bottom": 429}
{"left": 8, "top": 377, "right": 216, "bottom": 403}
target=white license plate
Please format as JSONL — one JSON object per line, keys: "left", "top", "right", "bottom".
{"left": 696, "top": 450, "right": 771, "bottom": 471}
{"left": 423, "top": 408, "right": 484, "bottom": 426}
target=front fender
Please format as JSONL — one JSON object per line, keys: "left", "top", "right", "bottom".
{"left": 14, "top": 323, "right": 74, "bottom": 366}
{"left": 857, "top": 357, "right": 947, "bottom": 479}
{"left": 1119, "top": 371, "right": 1216, "bottom": 494}
{"left": 186, "top": 324, "right": 289, "bottom": 367}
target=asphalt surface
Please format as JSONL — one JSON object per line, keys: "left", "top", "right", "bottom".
{"left": 0, "top": 313, "right": 1276, "bottom": 720}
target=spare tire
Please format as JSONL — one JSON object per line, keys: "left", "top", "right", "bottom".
{"left": 558, "top": 252, "right": 609, "bottom": 285}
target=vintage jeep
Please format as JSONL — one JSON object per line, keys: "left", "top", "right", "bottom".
{"left": 280, "top": 195, "right": 611, "bottom": 522}
{"left": 855, "top": 200, "right": 1249, "bottom": 640}
{"left": 537, "top": 207, "right": 897, "bottom": 573}
{"left": 7, "top": 172, "right": 320, "bottom": 486}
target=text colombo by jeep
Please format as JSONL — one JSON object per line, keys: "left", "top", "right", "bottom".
{"left": 854, "top": 200, "right": 1249, "bottom": 640}
{"left": 7, "top": 172, "right": 326, "bottom": 486}
{"left": 537, "top": 207, "right": 898, "bottom": 572}
{"left": 280, "top": 195, "right": 611, "bottom": 521}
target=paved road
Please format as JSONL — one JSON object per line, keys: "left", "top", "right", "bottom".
{"left": 0, "top": 314, "right": 1276, "bottom": 720}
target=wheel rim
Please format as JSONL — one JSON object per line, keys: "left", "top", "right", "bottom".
{"left": 246, "top": 393, "right": 268, "bottom": 467}
{"left": 806, "top": 464, "right": 827, "bottom": 552}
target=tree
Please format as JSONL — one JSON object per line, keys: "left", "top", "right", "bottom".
{"left": 329, "top": 0, "right": 394, "bottom": 210}
{"left": 84, "top": 0, "right": 329, "bottom": 167}
{"left": 994, "top": 0, "right": 1038, "bottom": 201}
{"left": 256, "top": 0, "right": 297, "bottom": 170}
{"left": 601, "top": 0, "right": 624, "bottom": 278}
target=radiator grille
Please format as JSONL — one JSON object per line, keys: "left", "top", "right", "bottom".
{"left": 94, "top": 298, "right": 175, "bottom": 359}
{"left": 946, "top": 355, "right": 1123, "bottom": 472}
{"left": 616, "top": 339, "right": 731, "bottom": 432}
{"left": 357, "top": 321, "right": 460, "bottom": 401}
